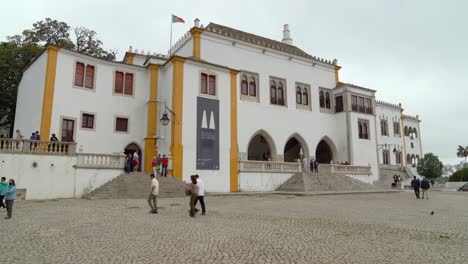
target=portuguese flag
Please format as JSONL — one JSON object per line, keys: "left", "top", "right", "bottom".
{"left": 172, "top": 15, "right": 185, "bottom": 23}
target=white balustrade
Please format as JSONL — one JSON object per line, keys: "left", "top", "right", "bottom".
{"left": 330, "top": 164, "right": 372, "bottom": 175}
{"left": 0, "top": 138, "right": 76, "bottom": 155}
{"left": 76, "top": 153, "right": 126, "bottom": 169}
{"left": 239, "top": 160, "right": 302, "bottom": 173}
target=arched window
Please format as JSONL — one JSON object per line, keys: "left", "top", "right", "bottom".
{"left": 363, "top": 122, "right": 368, "bottom": 139}
{"left": 407, "top": 154, "right": 411, "bottom": 164}
{"left": 411, "top": 154, "right": 416, "bottom": 167}
{"left": 249, "top": 77, "right": 256, "bottom": 96}
{"left": 358, "top": 121, "right": 363, "bottom": 139}
{"left": 325, "top": 92, "right": 331, "bottom": 109}
{"left": 277, "top": 82, "right": 284, "bottom": 105}
{"left": 404, "top": 126, "right": 408, "bottom": 136}
{"left": 413, "top": 128, "right": 418, "bottom": 138}
{"left": 270, "top": 81, "right": 277, "bottom": 104}
{"left": 296, "top": 87, "right": 302, "bottom": 104}
{"left": 201, "top": 73, "right": 208, "bottom": 94}
{"left": 319, "top": 91, "right": 325, "bottom": 108}
{"left": 241, "top": 75, "right": 248, "bottom": 95}
{"left": 411, "top": 142, "right": 414, "bottom": 148}
{"left": 302, "top": 88, "right": 308, "bottom": 105}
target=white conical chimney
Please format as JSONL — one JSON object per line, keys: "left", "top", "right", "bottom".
{"left": 282, "top": 24, "right": 293, "bottom": 45}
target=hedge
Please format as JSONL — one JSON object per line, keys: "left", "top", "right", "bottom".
{"left": 448, "top": 168, "right": 468, "bottom": 182}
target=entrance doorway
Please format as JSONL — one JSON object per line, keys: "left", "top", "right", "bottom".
{"left": 124, "top": 143, "right": 142, "bottom": 172}
{"left": 284, "top": 137, "right": 302, "bottom": 162}
{"left": 248, "top": 134, "right": 272, "bottom": 161}
{"left": 315, "top": 140, "right": 333, "bottom": 163}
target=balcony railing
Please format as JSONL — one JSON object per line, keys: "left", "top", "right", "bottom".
{"left": 0, "top": 138, "right": 76, "bottom": 155}
{"left": 76, "top": 153, "right": 126, "bottom": 169}
{"left": 239, "top": 160, "right": 302, "bottom": 173}
{"left": 331, "top": 164, "right": 372, "bottom": 175}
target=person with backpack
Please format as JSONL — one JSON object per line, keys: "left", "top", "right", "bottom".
{"left": 421, "top": 177, "right": 431, "bottom": 200}
{"left": 411, "top": 176, "right": 421, "bottom": 199}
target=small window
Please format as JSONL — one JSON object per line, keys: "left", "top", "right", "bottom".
{"left": 319, "top": 91, "right": 325, "bottom": 108}
{"left": 270, "top": 81, "right": 277, "bottom": 104}
{"left": 351, "top": 95, "right": 358, "bottom": 111}
{"left": 277, "top": 82, "right": 284, "bottom": 105}
{"left": 115, "top": 117, "right": 128, "bottom": 132}
{"left": 85, "top": 65, "right": 95, "bottom": 89}
{"left": 241, "top": 75, "right": 248, "bottom": 95}
{"left": 208, "top": 75, "right": 216, "bottom": 95}
{"left": 381, "top": 119, "right": 388, "bottom": 136}
{"left": 411, "top": 142, "right": 414, "bottom": 149}
{"left": 201, "top": 73, "right": 208, "bottom": 94}
{"left": 81, "top": 113, "right": 95, "bottom": 129}
{"left": 115, "top": 71, "right": 124, "bottom": 94}
{"left": 249, "top": 77, "right": 256, "bottom": 97}
{"left": 75, "top": 62, "right": 85, "bottom": 87}
{"left": 325, "top": 92, "right": 331, "bottom": 109}
{"left": 124, "top": 73, "right": 134, "bottom": 95}
{"left": 302, "top": 89, "right": 308, "bottom": 105}
{"left": 296, "top": 87, "right": 302, "bottom": 104}
{"left": 335, "top": 96, "right": 343, "bottom": 112}
{"left": 358, "top": 119, "right": 369, "bottom": 139}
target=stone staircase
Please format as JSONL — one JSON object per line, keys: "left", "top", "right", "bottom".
{"left": 84, "top": 172, "right": 187, "bottom": 199}
{"left": 276, "top": 164, "right": 377, "bottom": 192}
{"left": 374, "top": 166, "right": 409, "bottom": 189}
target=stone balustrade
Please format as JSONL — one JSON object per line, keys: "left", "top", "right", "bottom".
{"left": 76, "top": 153, "right": 126, "bottom": 169}
{"left": 0, "top": 138, "right": 76, "bottom": 155}
{"left": 239, "top": 160, "right": 302, "bottom": 173}
{"left": 331, "top": 164, "right": 372, "bottom": 175}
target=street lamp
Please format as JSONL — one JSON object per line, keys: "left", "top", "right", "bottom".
{"left": 159, "top": 105, "right": 175, "bottom": 126}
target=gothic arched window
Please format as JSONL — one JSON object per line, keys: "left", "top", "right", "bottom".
{"left": 270, "top": 81, "right": 277, "bottom": 104}
{"left": 325, "top": 92, "right": 331, "bottom": 109}
{"left": 241, "top": 75, "right": 248, "bottom": 95}
{"left": 249, "top": 77, "right": 256, "bottom": 97}
{"left": 319, "top": 91, "right": 325, "bottom": 108}
{"left": 296, "top": 87, "right": 302, "bottom": 104}
{"left": 302, "top": 88, "right": 308, "bottom": 105}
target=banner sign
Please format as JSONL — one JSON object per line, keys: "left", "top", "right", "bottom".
{"left": 196, "top": 96, "right": 220, "bottom": 170}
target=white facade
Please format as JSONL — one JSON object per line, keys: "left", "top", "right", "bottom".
{"left": 11, "top": 20, "right": 423, "bottom": 193}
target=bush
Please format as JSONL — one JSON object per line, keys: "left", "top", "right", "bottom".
{"left": 448, "top": 168, "right": 468, "bottom": 182}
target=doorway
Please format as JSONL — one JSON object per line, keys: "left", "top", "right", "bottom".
{"left": 124, "top": 143, "right": 142, "bottom": 172}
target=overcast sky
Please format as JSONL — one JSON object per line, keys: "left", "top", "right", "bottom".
{"left": 2, "top": 0, "right": 467, "bottom": 165}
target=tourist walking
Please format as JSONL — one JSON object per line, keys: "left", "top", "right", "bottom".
{"left": 421, "top": 177, "right": 430, "bottom": 200}
{"left": 4, "top": 179, "right": 16, "bottom": 219}
{"left": 194, "top": 175, "right": 206, "bottom": 215}
{"left": 314, "top": 160, "right": 319, "bottom": 173}
{"left": 187, "top": 175, "right": 199, "bottom": 217}
{"left": 0, "top": 177, "right": 8, "bottom": 209}
{"left": 161, "top": 155, "right": 169, "bottom": 176}
{"left": 411, "top": 176, "right": 421, "bottom": 199}
{"left": 132, "top": 152, "right": 139, "bottom": 172}
{"left": 151, "top": 156, "right": 159, "bottom": 176}
{"left": 147, "top": 174, "right": 159, "bottom": 214}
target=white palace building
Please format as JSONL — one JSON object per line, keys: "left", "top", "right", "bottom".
{"left": 7, "top": 19, "right": 423, "bottom": 196}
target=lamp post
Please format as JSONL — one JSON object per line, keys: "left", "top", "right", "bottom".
{"left": 159, "top": 105, "right": 175, "bottom": 126}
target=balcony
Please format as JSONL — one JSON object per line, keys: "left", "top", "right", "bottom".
{"left": 0, "top": 138, "right": 77, "bottom": 155}
{"left": 239, "top": 160, "right": 302, "bottom": 173}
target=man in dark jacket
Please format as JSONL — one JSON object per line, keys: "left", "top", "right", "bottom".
{"left": 421, "top": 177, "right": 430, "bottom": 200}
{"left": 411, "top": 176, "right": 421, "bottom": 199}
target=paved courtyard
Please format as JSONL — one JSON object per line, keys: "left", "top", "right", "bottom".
{"left": 1, "top": 191, "right": 467, "bottom": 264}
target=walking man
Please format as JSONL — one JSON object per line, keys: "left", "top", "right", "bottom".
{"left": 0, "top": 177, "right": 8, "bottom": 209}
{"left": 314, "top": 160, "right": 319, "bottom": 173}
{"left": 188, "top": 175, "right": 199, "bottom": 217}
{"left": 411, "top": 176, "right": 421, "bottom": 199}
{"left": 5, "top": 179, "right": 16, "bottom": 219}
{"left": 161, "top": 155, "right": 169, "bottom": 176}
{"left": 147, "top": 174, "right": 159, "bottom": 214}
{"left": 194, "top": 175, "right": 206, "bottom": 215}
{"left": 421, "top": 177, "right": 430, "bottom": 200}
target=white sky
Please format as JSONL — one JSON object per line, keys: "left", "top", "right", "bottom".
{"left": 2, "top": 0, "right": 467, "bottom": 165}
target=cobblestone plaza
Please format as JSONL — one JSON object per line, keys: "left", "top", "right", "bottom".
{"left": 1, "top": 191, "right": 467, "bottom": 264}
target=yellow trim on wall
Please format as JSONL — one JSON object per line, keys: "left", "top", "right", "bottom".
{"left": 40, "top": 45, "right": 60, "bottom": 139}
{"left": 230, "top": 70, "right": 240, "bottom": 192}
{"left": 190, "top": 28, "right": 204, "bottom": 59}
{"left": 334, "top": 65, "right": 341, "bottom": 86}
{"left": 170, "top": 57, "right": 186, "bottom": 180}
{"left": 144, "top": 64, "right": 160, "bottom": 173}
{"left": 127, "top": 53, "right": 134, "bottom": 65}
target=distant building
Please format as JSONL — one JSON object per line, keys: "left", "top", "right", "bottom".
{"left": 13, "top": 20, "right": 422, "bottom": 192}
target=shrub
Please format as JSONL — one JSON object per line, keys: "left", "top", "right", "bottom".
{"left": 448, "top": 168, "right": 468, "bottom": 182}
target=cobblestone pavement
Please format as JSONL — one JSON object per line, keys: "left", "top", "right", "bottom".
{"left": 1, "top": 191, "right": 467, "bottom": 264}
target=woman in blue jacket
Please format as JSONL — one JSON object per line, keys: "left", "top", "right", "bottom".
{"left": 5, "top": 179, "right": 16, "bottom": 219}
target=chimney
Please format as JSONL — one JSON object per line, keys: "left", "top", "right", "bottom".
{"left": 282, "top": 24, "right": 293, "bottom": 45}
{"left": 194, "top": 18, "right": 200, "bottom": 28}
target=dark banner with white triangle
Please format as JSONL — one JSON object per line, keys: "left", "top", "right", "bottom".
{"left": 196, "top": 96, "right": 220, "bottom": 170}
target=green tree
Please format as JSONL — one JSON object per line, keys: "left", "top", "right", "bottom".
{"left": 24, "top": 18, "right": 75, "bottom": 49}
{"left": 417, "top": 153, "right": 443, "bottom": 179}
{"left": 456, "top": 145, "right": 468, "bottom": 168}
{"left": 448, "top": 167, "right": 468, "bottom": 182}
{"left": 73, "top": 27, "right": 116, "bottom": 60}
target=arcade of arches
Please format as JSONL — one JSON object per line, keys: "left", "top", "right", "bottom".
{"left": 247, "top": 132, "right": 335, "bottom": 163}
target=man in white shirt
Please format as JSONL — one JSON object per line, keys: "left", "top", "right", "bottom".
{"left": 147, "top": 174, "right": 159, "bottom": 214}
{"left": 194, "top": 175, "right": 206, "bottom": 215}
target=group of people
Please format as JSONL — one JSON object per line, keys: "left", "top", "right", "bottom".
{"left": 337, "top": 161, "right": 350, "bottom": 165}
{"left": 0, "top": 177, "right": 16, "bottom": 219}
{"left": 301, "top": 158, "right": 319, "bottom": 173}
{"left": 147, "top": 173, "right": 206, "bottom": 217}
{"left": 125, "top": 152, "right": 140, "bottom": 173}
{"left": 392, "top": 174, "right": 404, "bottom": 188}
{"left": 410, "top": 176, "right": 431, "bottom": 199}
{"left": 151, "top": 154, "right": 169, "bottom": 176}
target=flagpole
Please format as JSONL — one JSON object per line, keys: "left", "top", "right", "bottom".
{"left": 169, "top": 15, "right": 173, "bottom": 56}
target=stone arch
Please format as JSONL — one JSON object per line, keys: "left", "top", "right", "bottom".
{"left": 411, "top": 154, "right": 416, "bottom": 167}
{"left": 314, "top": 136, "right": 337, "bottom": 164}
{"left": 413, "top": 128, "right": 418, "bottom": 138}
{"left": 283, "top": 133, "right": 310, "bottom": 162}
{"left": 124, "top": 142, "right": 142, "bottom": 172}
{"left": 247, "top": 130, "right": 278, "bottom": 161}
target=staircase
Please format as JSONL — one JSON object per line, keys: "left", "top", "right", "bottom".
{"left": 84, "top": 172, "right": 187, "bottom": 199}
{"left": 374, "top": 166, "right": 409, "bottom": 189}
{"left": 276, "top": 164, "right": 377, "bottom": 192}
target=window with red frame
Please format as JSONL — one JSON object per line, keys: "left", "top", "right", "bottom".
{"left": 208, "top": 75, "right": 216, "bottom": 95}
{"left": 75, "top": 62, "right": 85, "bottom": 87}
{"left": 124, "top": 73, "right": 134, "bottom": 95}
{"left": 115, "top": 71, "right": 124, "bottom": 94}
{"left": 201, "top": 73, "right": 208, "bottom": 94}
{"left": 115, "top": 117, "right": 128, "bottom": 132}
{"left": 84, "top": 65, "right": 95, "bottom": 89}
